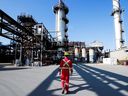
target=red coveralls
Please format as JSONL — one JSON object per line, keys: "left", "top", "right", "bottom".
{"left": 59, "top": 56, "right": 73, "bottom": 92}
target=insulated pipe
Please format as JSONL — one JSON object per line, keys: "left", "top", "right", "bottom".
{"left": 112, "top": 0, "right": 123, "bottom": 50}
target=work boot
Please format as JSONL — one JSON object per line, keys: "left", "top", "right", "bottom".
{"left": 65, "top": 91, "right": 69, "bottom": 94}
{"left": 62, "top": 88, "right": 65, "bottom": 94}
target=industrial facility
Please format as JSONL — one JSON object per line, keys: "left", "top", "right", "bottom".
{"left": 0, "top": 0, "right": 128, "bottom": 65}
{"left": 107, "top": 0, "right": 128, "bottom": 65}
{"left": 0, "top": 0, "right": 71, "bottom": 66}
{"left": 1, "top": 1, "right": 128, "bottom": 96}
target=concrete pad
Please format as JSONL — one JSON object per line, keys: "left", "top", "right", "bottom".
{"left": 0, "top": 64, "right": 128, "bottom": 96}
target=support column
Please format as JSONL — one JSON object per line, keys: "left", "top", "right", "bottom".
{"left": 0, "top": 16, "right": 3, "bottom": 34}
{"left": 19, "top": 43, "right": 22, "bottom": 65}
{"left": 40, "top": 30, "right": 43, "bottom": 66}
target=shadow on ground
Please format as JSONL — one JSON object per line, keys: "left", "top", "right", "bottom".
{"left": 0, "top": 67, "right": 30, "bottom": 71}
{"left": 27, "top": 64, "right": 128, "bottom": 96}
{"left": 28, "top": 68, "right": 60, "bottom": 96}
{"left": 69, "top": 64, "right": 128, "bottom": 96}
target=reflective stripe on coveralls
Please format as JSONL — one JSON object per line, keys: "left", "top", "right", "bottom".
{"left": 60, "top": 58, "right": 72, "bottom": 92}
{"left": 60, "top": 59, "right": 72, "bottom": 74}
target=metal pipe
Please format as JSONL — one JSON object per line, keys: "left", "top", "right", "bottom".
{"left": 0, "top": 16, "right": 3, "bottom": 33}
{"left": 40, "top": 27, "right": 43, "bottom": 66}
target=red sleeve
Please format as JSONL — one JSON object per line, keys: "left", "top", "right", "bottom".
{"left": 69, "top": 60, "right": 72, "bottom": 68}
{"left": 69, "top": 60, "right": 73, "bottom": 73}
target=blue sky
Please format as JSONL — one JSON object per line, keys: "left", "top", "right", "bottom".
{"left": 0, "top": 0, "right": 128, "bottom": 50}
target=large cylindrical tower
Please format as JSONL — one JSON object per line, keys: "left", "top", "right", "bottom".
{"left": 112, "top": 0, "right": 124, "bottom": 50}
{"left": 82, "top": 47, "right": 86, "bottom": 58}
{"left": 89, "top": 48, "right": 94, "bottom": 63}
{"left": 74, "top": 47, "right": 79, "bottom": 57}
{"left": 53, "top": 0, "right": 69, "bottom": 50}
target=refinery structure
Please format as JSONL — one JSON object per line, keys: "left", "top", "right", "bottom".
{"left": 0, "top": 0, "right": 128, "bottom": 65}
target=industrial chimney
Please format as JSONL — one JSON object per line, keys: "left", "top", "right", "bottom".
{"left": 112, "top": 0, "right": 124, "bottom": 50}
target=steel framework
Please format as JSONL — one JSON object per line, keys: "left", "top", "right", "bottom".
{"left": 0, "top": 9, "right": 62, "bottom": 65}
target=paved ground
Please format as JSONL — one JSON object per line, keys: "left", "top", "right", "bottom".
{"left": 0, "top": 63, "right": 128, "bottom": 96}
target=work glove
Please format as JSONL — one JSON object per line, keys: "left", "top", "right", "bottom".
{"left": 70, "top": 70, "right": 73, "bottom": 76}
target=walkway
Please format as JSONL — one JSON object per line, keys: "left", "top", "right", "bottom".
{"left": 0, "top": 64, "right": 128, "bottom": 96}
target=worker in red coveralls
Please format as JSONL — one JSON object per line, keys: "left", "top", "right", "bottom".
{"left": 59, "top": 52, "right": 73, "bottom": 94}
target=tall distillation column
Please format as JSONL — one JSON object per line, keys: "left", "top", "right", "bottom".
{"left": 53, "top": 0, "right": 69, "bottom": 51}
{"left": 112, "top": 0, "right": 124, "bottom": 50}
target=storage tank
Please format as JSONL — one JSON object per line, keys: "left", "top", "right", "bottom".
{"left": 82, "top": 47, "right": 86, "bottom": 61}
{"left": 89, "top": 48, "right": 94, "bottom": 63}
{"left": 75, "top": 47, "right": 79, "bottom": 57}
